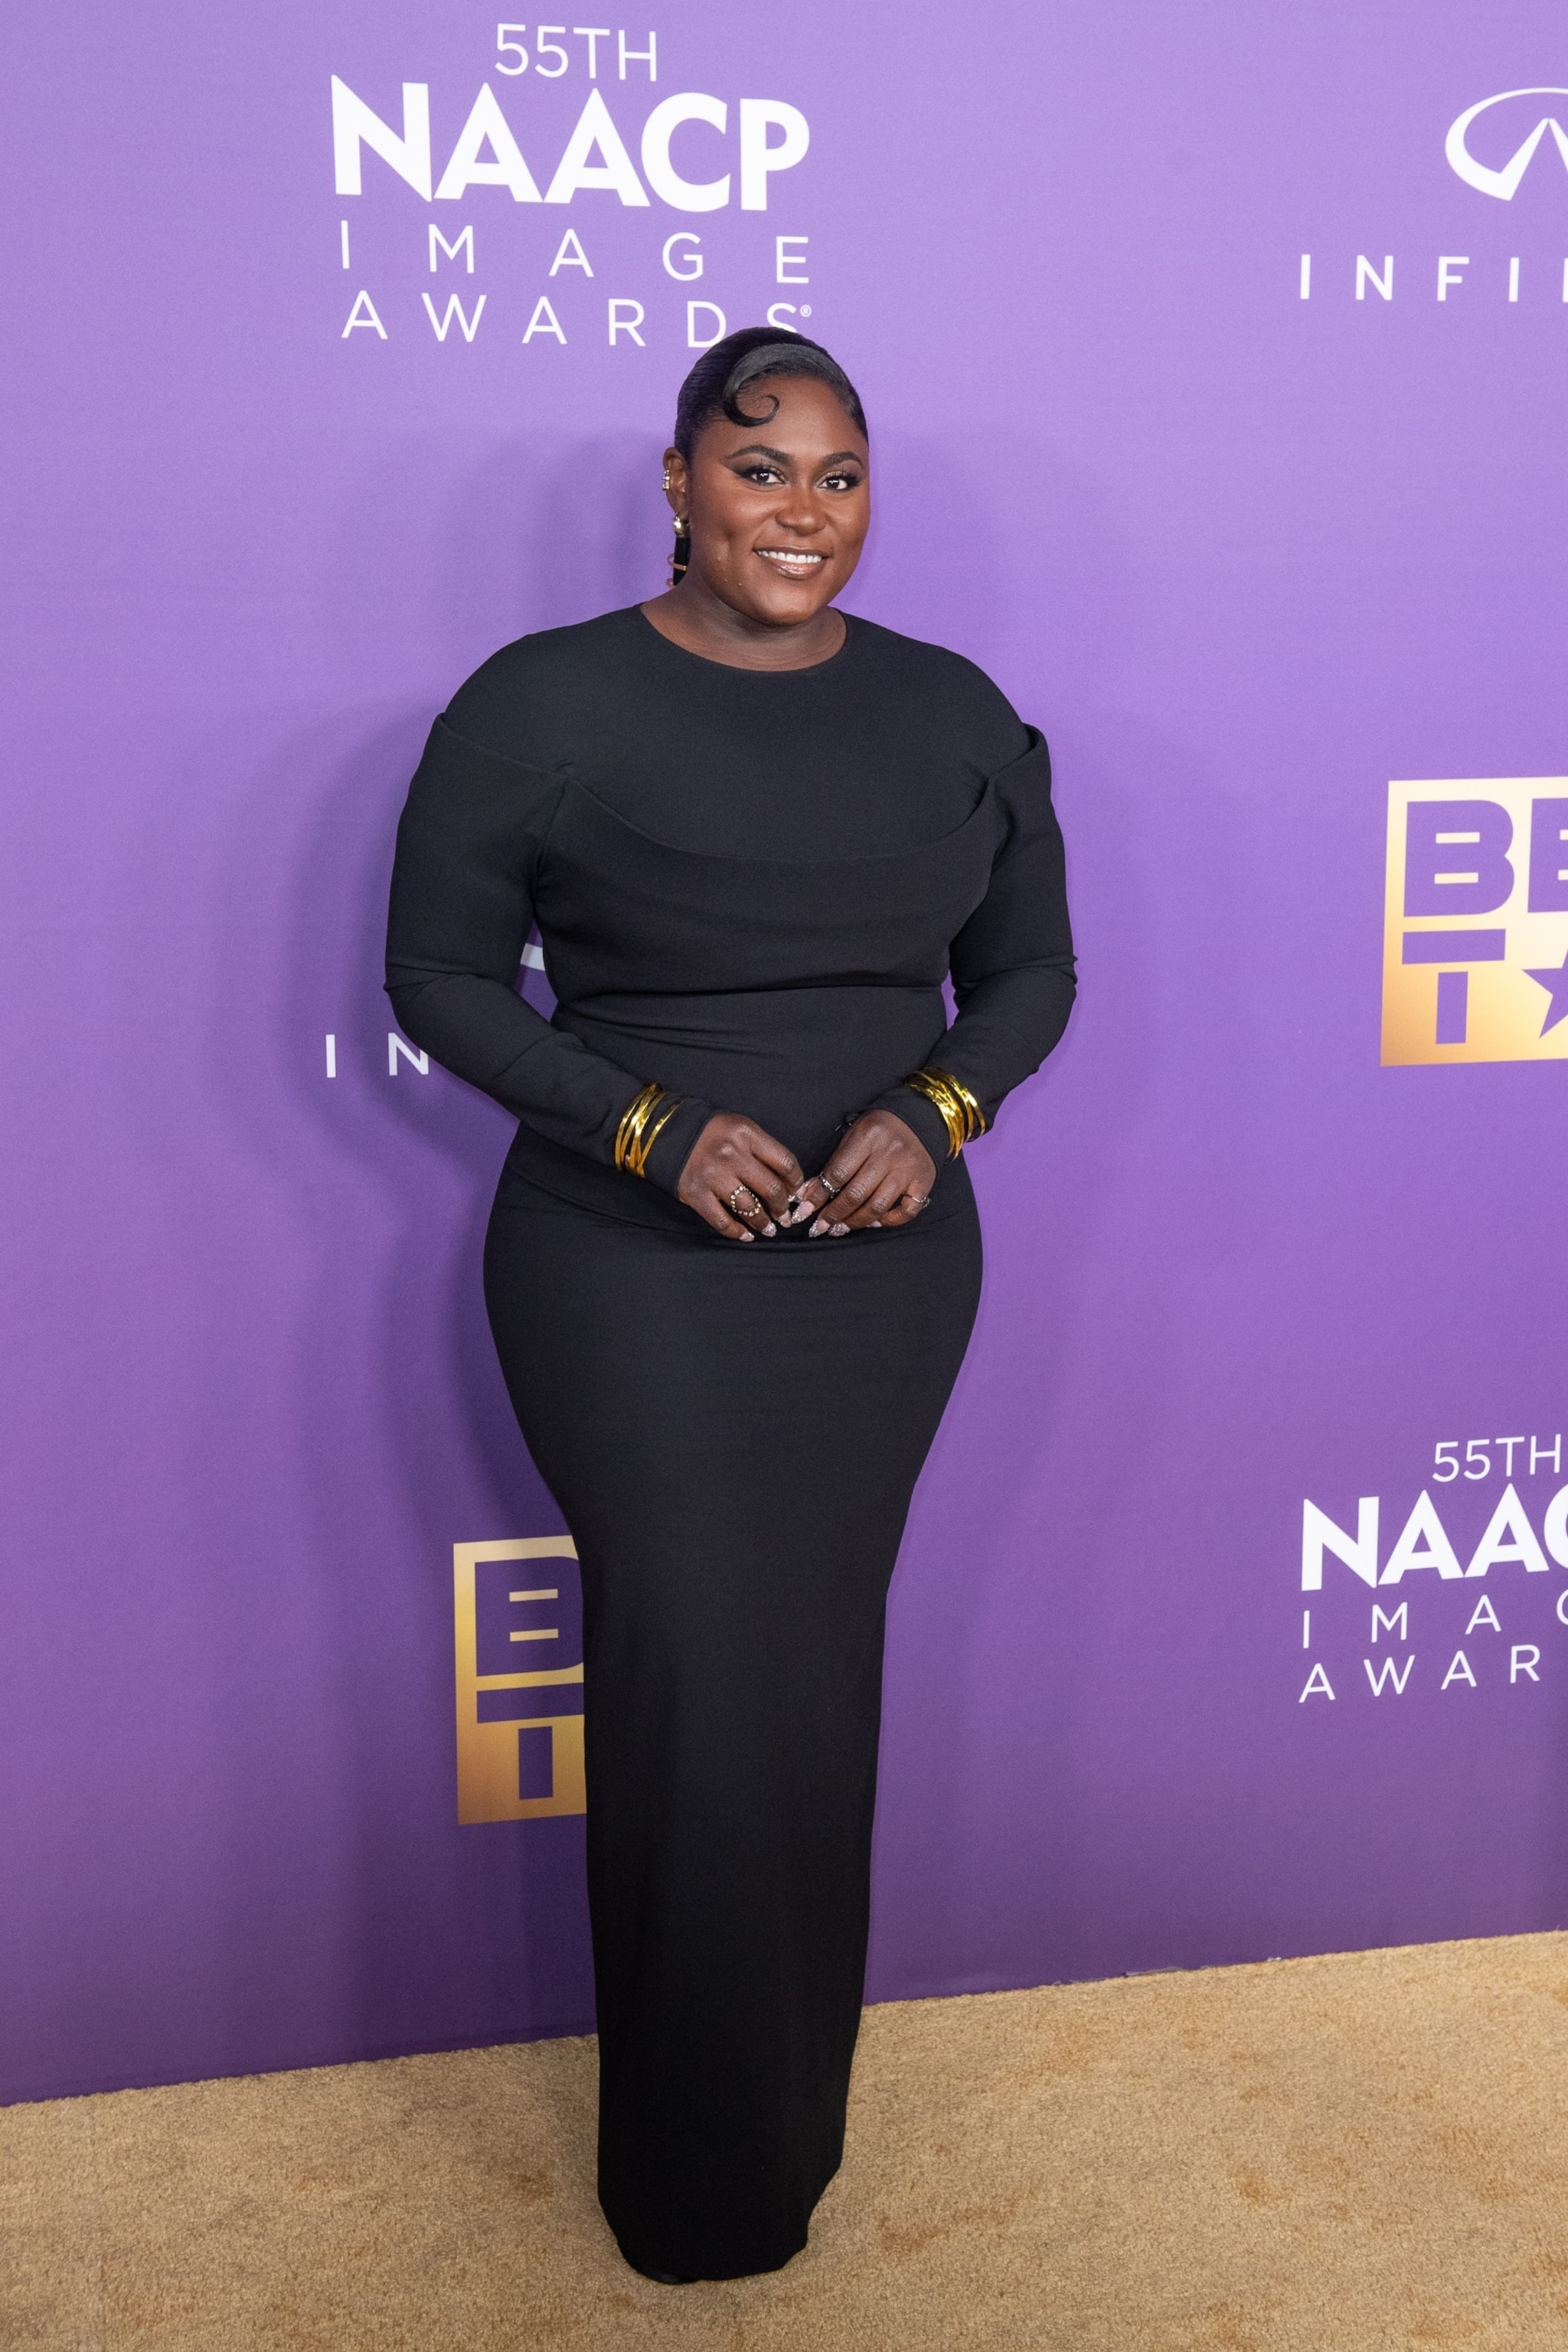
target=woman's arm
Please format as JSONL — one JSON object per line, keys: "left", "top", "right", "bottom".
{"left": 384, "top": 717, "right": 712, "bottom": 1179}
{"left": 387, "top": 717, "right": 814, "bottom": 1236}
{"left": 790, "top": 727, "right": 1075, "bottom": 1229}
{"left": 915, "top": 725, "right": 1076, "bottom": 1129}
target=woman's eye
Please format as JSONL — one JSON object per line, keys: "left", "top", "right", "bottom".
{"left": 822, "top": 473, "right": 861, "bottom": 492}
{"left": 741, "top": 465, "right": 783, "bottom": 485}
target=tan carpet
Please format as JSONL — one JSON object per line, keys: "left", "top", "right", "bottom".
{"left": 6, "top": 1932, "right": 1568, "bottom": 2351}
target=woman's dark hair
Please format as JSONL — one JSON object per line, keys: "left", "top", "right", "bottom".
{"left": 671, "top": 325, "right": 867, "bottom": 463}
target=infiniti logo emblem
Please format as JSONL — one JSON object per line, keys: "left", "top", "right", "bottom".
{"left": 1446, "top": 88, "right": 1568, "bottom": 198}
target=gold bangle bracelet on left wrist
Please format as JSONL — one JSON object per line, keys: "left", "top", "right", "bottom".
{"left": 900, "top": 1065, "right": 986, "bottom": 1158}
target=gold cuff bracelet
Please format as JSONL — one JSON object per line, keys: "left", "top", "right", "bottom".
{"left": 614, "top": 1081, "right": 687, "bottom": 1179}
{"left": 900, "top": 1066, "right": 987, "bottom": 1158}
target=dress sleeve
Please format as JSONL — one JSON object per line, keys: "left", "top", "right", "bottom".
{"left": 864, "top": 727, "right": 1076, "bottom": 1161}
{"left": 384, "top": 716, "right": 708, "bottom": 1184}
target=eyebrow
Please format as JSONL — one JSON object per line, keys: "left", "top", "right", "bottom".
{"left": 724, "top": 443, "right": 866, "bottom": 467}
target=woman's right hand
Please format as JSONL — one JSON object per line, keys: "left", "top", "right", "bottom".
{"left": 677, "top": 1115, "right": 806, "bottom": 1240}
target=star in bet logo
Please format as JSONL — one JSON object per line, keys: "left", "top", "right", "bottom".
{"left": 1524, "top": 948, "right": 1568, "bottom": 1035}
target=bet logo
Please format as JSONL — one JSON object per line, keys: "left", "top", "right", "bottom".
{"left": 1382, "top": 780, "right": 1568, "bottom": 1064}
{"left": 452, "top": 1537, "right": 585, "bottom": 1822}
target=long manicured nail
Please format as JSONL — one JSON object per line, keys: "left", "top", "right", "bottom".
{"left": 808, "top": 1219, "right": 828, "bottom": 1237}
{"left": 738, "top": 1229, "right": 754, "bottom": 1243}
{"left": 831, "top": 1222, "right": 850, "bottom": 1237}
{"left": 763, "top": 1221, "right": 777, "bottom": 1236}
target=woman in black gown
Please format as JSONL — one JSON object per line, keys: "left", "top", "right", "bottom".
{"left": 385, "top": 327, "right": 1075, "bottom": 2283}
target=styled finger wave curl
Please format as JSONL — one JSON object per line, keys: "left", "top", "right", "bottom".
{"left": 671, "top": 325, "right": 867, "bottom": 464}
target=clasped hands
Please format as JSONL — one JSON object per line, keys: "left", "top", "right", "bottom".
{"left": 676, "top": 1109, "right": 936, "bottom": 1243}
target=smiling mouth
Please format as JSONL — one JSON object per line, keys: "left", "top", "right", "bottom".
{"left": 755, "top": 547, "right": 828, "bottom": 576}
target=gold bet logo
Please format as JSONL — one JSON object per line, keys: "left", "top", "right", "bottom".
{"left": 1382, "top": 780, "right": 1568, "bottom": 1063}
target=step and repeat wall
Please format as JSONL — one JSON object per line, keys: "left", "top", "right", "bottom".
{"left": 5, "top": 2, "right": 1566, "bottom": 2099}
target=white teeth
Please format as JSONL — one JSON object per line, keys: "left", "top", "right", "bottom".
{"left": 759, "top": 550, "right": 825, "bottom": 566}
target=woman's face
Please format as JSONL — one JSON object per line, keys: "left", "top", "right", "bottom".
{"left": 666, "top": 375, "right": 871, "bottom": 628}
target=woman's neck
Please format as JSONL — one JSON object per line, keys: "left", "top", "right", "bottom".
{"left": 639, "top": 581, "right": 847, "bottom": 671}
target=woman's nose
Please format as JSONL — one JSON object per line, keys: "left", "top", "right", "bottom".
{"left": 773, "top": 492, "right": 826, "bottom": 532}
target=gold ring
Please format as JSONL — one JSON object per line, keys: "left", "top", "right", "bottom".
{"left": 729, "top": 1184, "right": 757, "bottom": 1217}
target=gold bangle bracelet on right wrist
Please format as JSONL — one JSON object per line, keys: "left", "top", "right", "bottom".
{"left": 614, "top": 1081, "right": 688, "bottom": 1180}
{"left": 900, "top": 1067, "right": 987, "bottom": 1158}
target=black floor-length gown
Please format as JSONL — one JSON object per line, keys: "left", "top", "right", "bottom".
{"left": 385, "top": 606, "right": 1075, "bottom": 2279}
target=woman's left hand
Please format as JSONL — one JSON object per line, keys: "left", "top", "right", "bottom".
{"left": 786, "top": 1109, "right": 936, "bottom": 1235}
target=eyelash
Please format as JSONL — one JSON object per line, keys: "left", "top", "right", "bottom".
{"left": 738, "top": 466, "right": 862, "bottom": 492}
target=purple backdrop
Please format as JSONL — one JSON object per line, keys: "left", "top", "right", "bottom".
{"left": 5, "top": 2, "right": 1567, "bottom": 2101}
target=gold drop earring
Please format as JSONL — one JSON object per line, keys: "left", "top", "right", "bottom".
{"left": 662, "top": 465, "right": 690, "bottom": 584}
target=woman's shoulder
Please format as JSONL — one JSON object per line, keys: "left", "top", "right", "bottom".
{"left": 441, "top": 606, "right": 645, "bottom": 764}
{"left": 845, "top": 616, "right": 1033, "bottom": 769}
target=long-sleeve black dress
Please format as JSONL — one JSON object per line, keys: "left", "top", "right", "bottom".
{"left": 386, "top": 604, "right": 1074, "bottom": 2281}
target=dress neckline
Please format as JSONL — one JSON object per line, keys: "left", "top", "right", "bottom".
{"left": 631, "top": 603, "right": 860, "bottom": 678}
